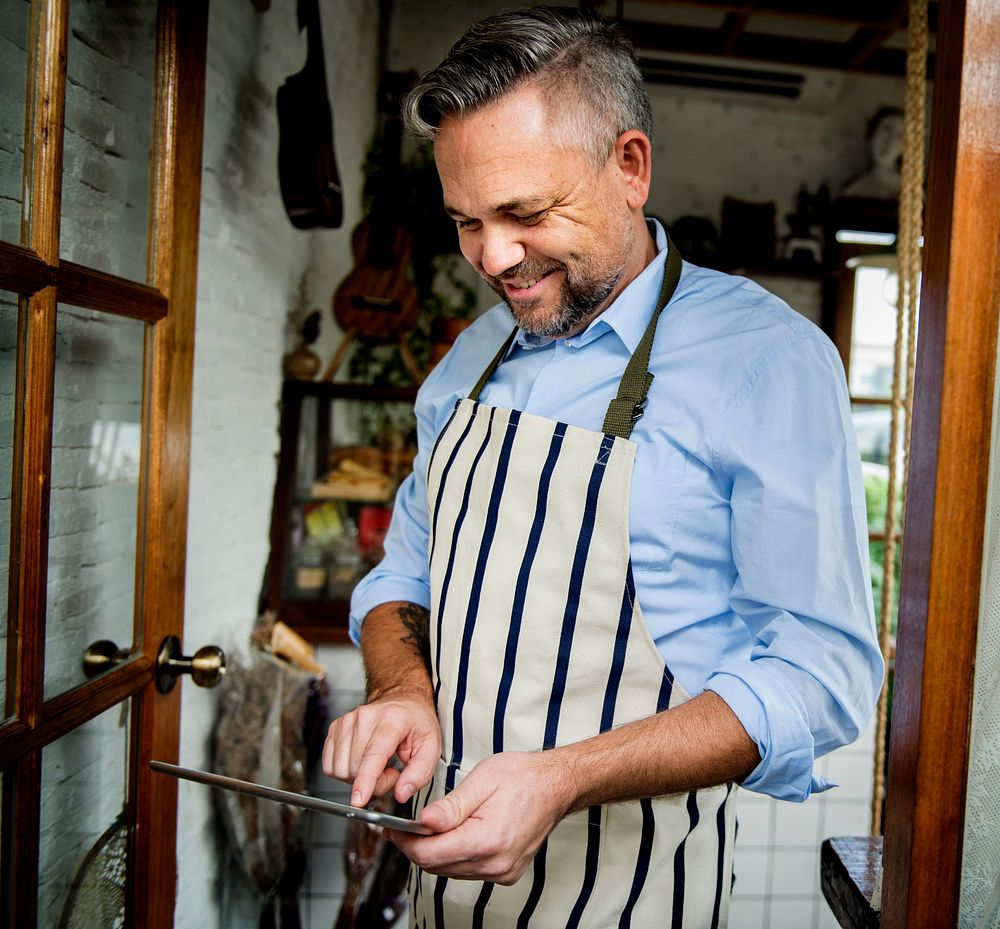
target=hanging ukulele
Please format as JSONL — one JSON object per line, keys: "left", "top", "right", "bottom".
{"left": 276, "top": 0, "right": 343, "bottom": 229}
{"left": 323, "top": 68, "right": 422, "bottom": 384}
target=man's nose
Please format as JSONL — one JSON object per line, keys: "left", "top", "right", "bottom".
{"left": 478, "top": 226, "right": 526, "bottom": 278}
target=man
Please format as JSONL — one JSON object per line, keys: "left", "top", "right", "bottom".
{"left": 323, "top": 7, "right": 882, "bottom": 927}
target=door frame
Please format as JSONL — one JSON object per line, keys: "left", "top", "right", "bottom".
{"left": 881, "top": 0, "right": 1000, "bottom": 926}
{"left": 0, "top": 2, "right": 209, "bottom": 926}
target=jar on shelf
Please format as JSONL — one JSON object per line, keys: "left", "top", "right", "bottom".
{"left": 327, "top": 518, "right": 363, "bottom": 600}
{"left": 291, "top": 537, "right": 328, "bottom": 599}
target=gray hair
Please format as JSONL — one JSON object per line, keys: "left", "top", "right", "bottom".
{"left": 401, "top": 6, "right": 653, "bottom": 169}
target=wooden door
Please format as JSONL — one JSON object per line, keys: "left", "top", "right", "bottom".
{"left": 0, "top": 1, "right": 210, "bottom": 926}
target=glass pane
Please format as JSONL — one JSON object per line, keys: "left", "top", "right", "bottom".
{"left": 848, "top": 264, "right": 900, "bottom": 398}
{"left": 855, "top": 403, "right": 904, "bottom": 535}
{"left": 60, "top": 0, "right": 157, "bottom": 281}
{"left": 38, "top": 701, "right": 129, "bottom": 929}
{"left": 0, "top": 0, "right": 30, "bottom": 242}
{"left": 0, "top": 0, "right": 29, "bottom": 243}
{"left": 45, "top": 307, "right": 144, "bottom": 699}
{"left": 0, "top": 291, "right": 18, "bottom": 720}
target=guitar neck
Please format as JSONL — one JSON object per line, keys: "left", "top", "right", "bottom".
{"left": 298, "top": 0, "right": 326, "bottom": 77}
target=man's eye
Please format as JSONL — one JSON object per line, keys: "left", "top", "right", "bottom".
{"left": 456, "top": 218, "right": 480, "bottom": 231}
{"left": 518, "top": 212, "right": 545, "bottom": 225}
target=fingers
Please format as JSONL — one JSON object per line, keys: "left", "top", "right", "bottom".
{"left": 420, "top": 771, "right": 495, "bottom": 833}
{"left": 388, "top": 753, "right": 567, "bottom": 885}
{"left": 321, "top": 697, "right": 441, "bottom": 808}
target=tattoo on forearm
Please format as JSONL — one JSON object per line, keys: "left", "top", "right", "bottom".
{"left": 398, "top": 603, "right": 431, "bottom": 671}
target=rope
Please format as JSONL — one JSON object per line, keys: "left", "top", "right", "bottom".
{"left": 870, "top": 0, "right": 928, "bottom": 836}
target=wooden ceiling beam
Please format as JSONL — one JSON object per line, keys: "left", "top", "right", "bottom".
{"left": 640, "top": 0, "right": 930, "bottom": 30}
{"left": 622, "top": 18, "right": 914, "bottom": 75}
{"left": 843, "top": 0, "right": 910, "bottom": 68}
{"left": 720, "top": 10, "right": 751, "bottom": 56}
{"left": 844, "top": 25, "right": 893, "bottom": 69}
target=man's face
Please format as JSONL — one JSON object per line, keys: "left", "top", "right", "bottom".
{"left": 434, "top": 86, "right": 640, "bottom": 339}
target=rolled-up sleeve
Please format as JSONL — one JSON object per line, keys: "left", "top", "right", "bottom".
{"left": 705, "top": 333, "right": 884, "bottom": 801}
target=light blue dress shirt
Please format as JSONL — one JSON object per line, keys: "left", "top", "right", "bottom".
{"left": 350, "top": 220, "right": 883, "bottom": 802}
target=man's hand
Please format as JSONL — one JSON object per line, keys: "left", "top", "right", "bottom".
{"left": 387, "top": 691, "right": 758, "bottom": 882}
{"left": 389, "top": 751, "right": 573, "bottom": 885}
{"left": 322, "top": 691, "right": 440, "bottom": 806}
{"left": 322, "top": 601, "right": 441, "bottom": 807}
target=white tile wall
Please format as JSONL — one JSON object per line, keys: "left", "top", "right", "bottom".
{"left": 731, "top": 720, "right": 877, "bottom": 929}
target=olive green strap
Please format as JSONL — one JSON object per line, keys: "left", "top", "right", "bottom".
{"left": 469, "top": 237, "right": 683, "bottom": 436}
{"left": 601, "top": 237, "right": 682, "bottom": 438}
{"left": 467, "top": 327, "right": 518, "bottom": 401}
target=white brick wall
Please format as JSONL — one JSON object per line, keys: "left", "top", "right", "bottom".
{"left": 177, "top": 2, "right": 379, "bottom": 927}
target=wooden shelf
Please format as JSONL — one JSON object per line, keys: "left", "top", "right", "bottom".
{"left": 821, "top": 835, "right": 882, "bottom": 929}
{"left": 265, "top": 379, "right": 417, "bottom": 643}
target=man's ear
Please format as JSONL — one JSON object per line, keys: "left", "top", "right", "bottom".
{"left": 614, "top": 130, "right": 653, "bottom": 210}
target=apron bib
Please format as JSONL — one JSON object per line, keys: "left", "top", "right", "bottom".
{"left": 411, "top": 243, "right": 737, "bottom": 928}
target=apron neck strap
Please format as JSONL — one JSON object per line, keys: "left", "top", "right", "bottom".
{"left": 601, "top": 234, "right": 682, "bottom": 438}
{"left": 468, "top": 235, "right": 683, "bottom": 440}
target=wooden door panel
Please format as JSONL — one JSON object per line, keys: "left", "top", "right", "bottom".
{"left": 1, "top": 290, "right": 18, "bottom": 723}
{"left": 0, "top": 1, "right": 210, "bottom": 926}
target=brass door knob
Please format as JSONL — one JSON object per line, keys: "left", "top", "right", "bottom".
{"left": 155, "top": 635, "right": 226, "bottom": 694}
{"left": 83, "top": 640, "right": 131, "bottom": 678}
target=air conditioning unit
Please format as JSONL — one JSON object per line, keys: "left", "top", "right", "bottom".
{"left": 639, "top": 57, "right": 846, "bottom": 108}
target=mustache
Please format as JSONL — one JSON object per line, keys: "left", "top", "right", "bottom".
{"left": 486, "top": 260, "right": 564, "bottom": 287}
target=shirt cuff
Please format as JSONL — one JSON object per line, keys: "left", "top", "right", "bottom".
{"left": 707, "top": 660, "right": 831, "bottom": 802}
{"left": 348, "top": 574, "right": 432, "bottom": 645}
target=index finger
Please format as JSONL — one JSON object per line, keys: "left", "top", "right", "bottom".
{"left": 351, "top": 726, "right": 410, "bottom": 807}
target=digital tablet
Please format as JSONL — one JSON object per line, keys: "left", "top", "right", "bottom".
{"left": 150, "top": 760, "right": 434, "bottom": 835}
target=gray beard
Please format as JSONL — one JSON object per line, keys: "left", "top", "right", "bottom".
{"left": 484, "top": 257, "right": 626, "bottom": 339}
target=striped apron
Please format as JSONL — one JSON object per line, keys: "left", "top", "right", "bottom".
{"left": 411, "top": 242, "right": 737, "bottom": 928}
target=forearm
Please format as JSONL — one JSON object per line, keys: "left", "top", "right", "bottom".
{"left": 551, "top": 691, "right": 760, "bottom": 815}
{"left": 361, "top": 601, "right": 434, "bottom": 703}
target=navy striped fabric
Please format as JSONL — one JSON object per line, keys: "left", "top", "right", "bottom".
{"left": 428, "top": 403, "right": 478, "bottom": 565}
{"left": 619, "top": 798, "right": 656, "bottom": 928}
{"left": 449, "top": 411, "right": 521, "bottom": 773}
{"left": 493, "top": 422, "right": 567, "bottom": 754}
{"left": 416, "top": 401, "right": 735, "bottom": 927}
{"left": 472, "top": 882, "right": 495, "bottom": 928}
{"left": 432, "top": 407, "right": 497, "bottom": 704}
{"left": 543, "top": 434, "right": 617, "bottom": 751}
{"left": 565, "top": 806, "right": 603, "bottom": 928}
{"left": 711, "top": 784, "right": 734, "bottom": 929}
{"left": 601, "top": 565, "right": 638, "bottom": 733}
{"left": 517, "top": 843, "right": 548, "bottom": 928}
{"left": 672, "top": 791, "right": 702, "bottom": 926}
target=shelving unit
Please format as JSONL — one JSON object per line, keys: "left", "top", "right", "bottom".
{"left": 265, "top": 379, "right": 418, "bottom": 643}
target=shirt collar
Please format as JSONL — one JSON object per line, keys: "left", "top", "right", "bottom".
{"left": 514, "top": 218, "right": 670, "bottom": 354}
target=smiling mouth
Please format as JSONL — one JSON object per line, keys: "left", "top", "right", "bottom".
{"left": 501, "top": 269, "right": 558, "bottom": 295}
